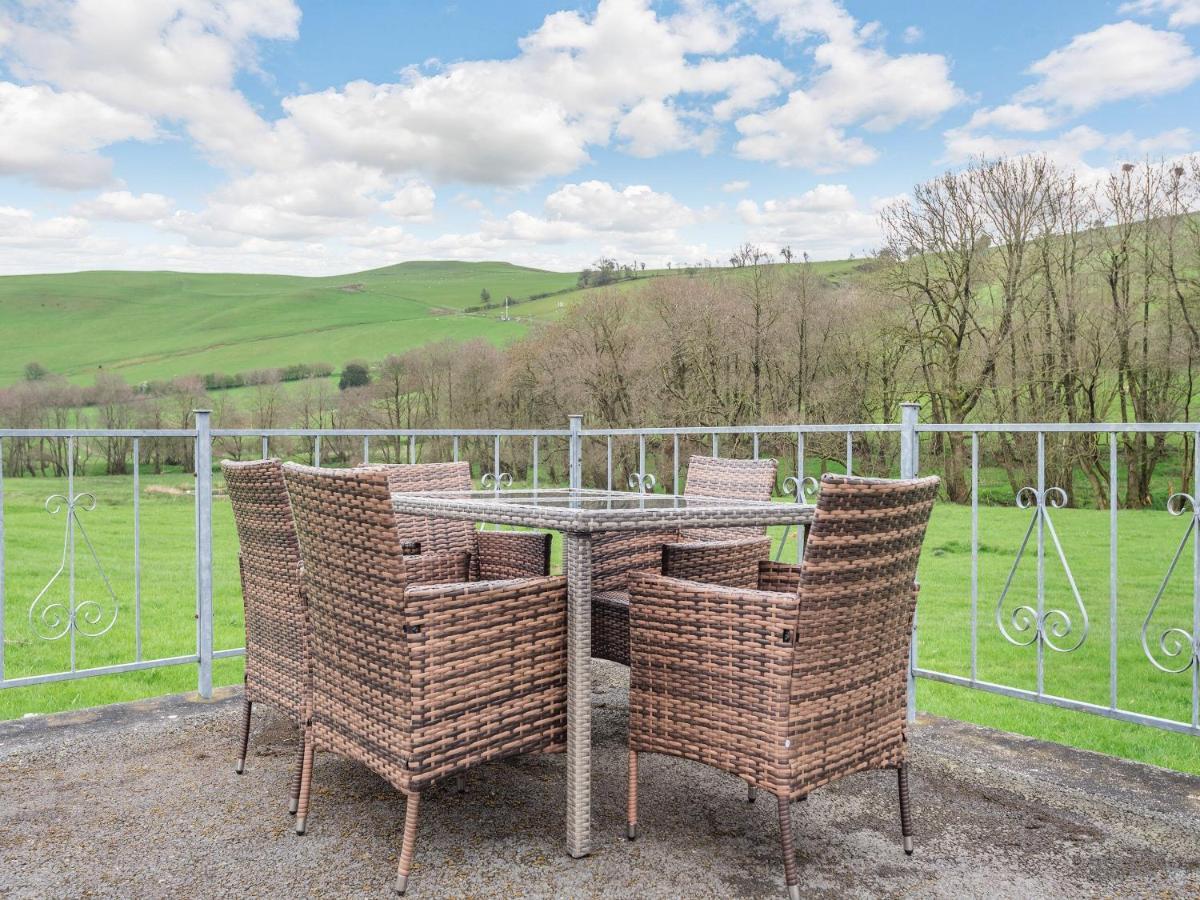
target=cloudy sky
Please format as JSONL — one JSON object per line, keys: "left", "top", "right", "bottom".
{"left": 1, "top": 0, "right": 1198, "bottom": 275}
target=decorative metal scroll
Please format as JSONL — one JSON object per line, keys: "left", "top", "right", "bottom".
{"left": 480, "top": 471, "right": 513, "bottom": 490}
{"left": 775, "top": 475, "right": 819, "bottom": 562}
{"left": 628, "top": 472, "right": 656, "bottom": 493}
{"left": 1141, "top": 493, "right": 1200, "bottom": 674}
{"left": 994, "top": 486, "right": 1089, "bottom": 653}
{"left": 782, "top": 475, "right": 820, "bottom": 503}
{"left": 29, "top": 492, "right": 120, "bottom": 641}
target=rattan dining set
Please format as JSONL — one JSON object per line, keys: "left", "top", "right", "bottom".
{"left": 222, "top": 453, "right": 938, "bottom": 898}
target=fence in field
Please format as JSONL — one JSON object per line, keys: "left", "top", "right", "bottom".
{"left": 1, "top": 406, "right": 1198, "bottom": 739}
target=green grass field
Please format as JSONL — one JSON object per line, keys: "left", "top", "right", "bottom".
{"left": 0, "top": 259, "right": 870, "bottom": 389}
{"left": 1, "top": 466, "right": 1196, "bottom": 775}
{"left": 0, "top": 262, "right": 581, "bottom": 386}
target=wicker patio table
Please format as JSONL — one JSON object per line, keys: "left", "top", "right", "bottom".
{"left": 391, "top": 487, "right": 816, "bottom": 859}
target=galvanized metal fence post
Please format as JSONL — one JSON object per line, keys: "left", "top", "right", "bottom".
{"left": 900, "top": 402, "right": 921, "bottom": 723}
{"left": 194, "top": 410, "right": 214, "bottom": 699}
{"left": 569, "top": 414, "right": 583, "bottom": 491}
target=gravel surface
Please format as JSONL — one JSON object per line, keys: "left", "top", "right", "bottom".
{"left": 2, "top": 662, "right": 1199, "bottom": 898}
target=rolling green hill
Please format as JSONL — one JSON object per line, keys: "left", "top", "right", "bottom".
{"left": 0, "top": 261, "right": 580, "bottom": 386}
{"left": 0, "top": 257, "right": 866, "bottom": 387}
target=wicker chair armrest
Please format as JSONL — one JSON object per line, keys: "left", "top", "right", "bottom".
{"left": 476, "top": 530, "right": 552, "bottom": 578}
{"left": 627, "top": 571, "right": 799, "bottom": 658}
{"left": 401, "top": 576, "right": 568, "bottom": 781}
{"left": 404, "top": 550, "right": 472, "bottom": 586}
{"left": 626, "top": 571, "right": 797, "bottom": 775}
{"left": 757, "top": 560, "right": 802, "bottom": 593}
{"left": 660, "top": 535, "right": 772, "bottom": 588}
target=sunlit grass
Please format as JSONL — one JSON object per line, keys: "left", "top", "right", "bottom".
{"left": 2, "top": 469, "right": 1197, "bottom": 775}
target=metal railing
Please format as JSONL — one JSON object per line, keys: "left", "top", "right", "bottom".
{"left": 1, "top": 406, "right": 1198, "bottom": 741}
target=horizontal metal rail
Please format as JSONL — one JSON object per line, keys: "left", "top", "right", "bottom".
{"left": 1, "top": 408, "right": 1199, "bottom": 751}
{"left": 914, "top": 668, "right": 1200, "bottom": 736}
{"left": 0, "top": 654, "right": 199, "bottom": 690}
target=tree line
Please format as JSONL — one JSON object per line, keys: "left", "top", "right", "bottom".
{"left": 2, "top": 156, "right": 1198, "bottom": 507}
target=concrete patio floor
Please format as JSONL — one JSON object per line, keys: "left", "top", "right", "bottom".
{"left": 2, "top": 663, "right": 1199, "bottom": 899}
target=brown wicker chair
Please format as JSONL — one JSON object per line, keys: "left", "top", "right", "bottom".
{"left": 281, "top": 463, "right": 567, "bottom": 896}
{"left": 591, "top": 455, "right": 777, "bottom": 666}
{"left": 221, "top": 459, "right": 309, "bottom": 815}
{"left": 625, "top": 473, "right": 939, "bottom": 899}
{"left": 363, "top": 461, "right": 551, "bottom": 580}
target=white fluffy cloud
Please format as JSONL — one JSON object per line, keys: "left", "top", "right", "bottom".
{"left": 278, "top": 0, "right": 792, "bottom": 184}
{"left": 72, "top": 191, "right": 173, "bottom": 221}
{"left": 1020, "top": 21, "right": 1200, "bottom": 112}
{"left": 478, "top": 181, "right": 694, "bottom": 253}
{"left": 963, "top": 104, "right": 1056, "bottom": 133}
{"left": 1120, "top": 0, "right": 1200, "bottom": 27}
{"left": 734, "top": 0, "right": 963, "bottom": 169}
{"left": 736, "top": 183, "right": 883, "bottom": 255}
{"left": 0, "top": 83, "right": 155, "bottom": 188}
{"left": 0, "top": 0, "right": 300, "bottom": 172}
{"left": 945, "top": 19, "right": 1199, "bottom": 178}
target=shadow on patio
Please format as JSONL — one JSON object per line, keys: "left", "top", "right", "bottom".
{"left": 2, "top": 661, "right": 1198, "bottom": 899}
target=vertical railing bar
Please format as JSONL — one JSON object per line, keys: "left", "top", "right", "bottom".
{"left": 607, "top": 437, "right": 613, "bottom": 492}
{"left": 796, "top": 430, "right": 805, "bottom": 565}
{"left": 313, "top": 435, "right": 321, "bottom": 467}
{"left": 1109, "top": 434, "right": 1118, "bottom": 711}
{"left": 845, "top": 431, "right": 853, "bottom": 476}
{"left": 409, "top": 435, "right": 417, "bottom": 465}
{"left": 493, "top": 434, "right": 501, "bottom": 486}
{"left": 452, "top": 435, "right": 460, "bottom": 463}
{"left": 1193, "top": 429, "right": 1199, "bottom": 728}
{"left": 68, "top": 435, "right": 76, "bottom": 673}
{"left": 362, "top": 435, "right": 370, "bottom": 465}
{"left": 712, "top": 432, "right": 719, "bottom": 458}
{"left": 195, "top": 411, "right": 214, "bottom": 699}
{"left": 970, "top": 431, "right": 979, "bottom": 684}
{"left": 900, "top": 402, "right": 919, "bottom": 723}
{"left": 672, "top": 433, "right": 680, "bottom": 496}
{"left": 752, "top": 432, "right": 760, "bottom": 460}
{"left": 638, "top": 435, "right": 646, "bottom": 486}
{"left": 261, "top": 435, "right": 268, "bottom": 460}
{"left": 0, "top": 437, "right": 5, "bottom": 682}
{"left": 1036, "top": 431, "right": 1046, "bottom": 698}
{"left": 533, "top": 436, "right": 539, "bottom": 490}
{"left": 133, "top": 437, "right": 142, "bottom": 662}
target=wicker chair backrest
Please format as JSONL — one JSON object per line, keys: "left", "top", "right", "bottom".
{"left": 683, "top": 455, "right": 778, "bottom": 540}
{"left": 786, "top": 473, "right": 939, "bottom": 790}
{"left": 282, "top": 463, "right": 416, "bottom": 776}
{"left": 221, "top": 458, "right": 308, "bottom": 717}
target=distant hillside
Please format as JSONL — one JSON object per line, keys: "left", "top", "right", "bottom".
{"left": 0, "top": 257, "right": 865, "bottom": 387}
{"left": 0, "top": 261, "right": 579, "bottom": 386}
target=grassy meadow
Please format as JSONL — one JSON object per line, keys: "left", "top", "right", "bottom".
{"left": 0, "top": 262, "right": 579, "bottom": 387}
{"left": 1, "top": 460, "right": 1197, "bottom": 776}
{"left": 0, "top": 258, "right": 871, "bottom": 391}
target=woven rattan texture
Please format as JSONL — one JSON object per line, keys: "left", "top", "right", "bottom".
{"left": 591, "top": 456, "right": 778, "bottom": 665}
{"left": 222, "top": 459, "right": 308, "bottom": 721}
{"left": 628, "top": 472, "right": 939, "bottom": 800}
{"left": 366, "top": 462, "right": 551, "bottom": 580}
{"left": 282, "top": 463, "right": 567, "bottom": 796}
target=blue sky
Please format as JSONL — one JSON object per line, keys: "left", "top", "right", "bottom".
{"left": 0, "top": 0, "right": 1198, "bottom": 274}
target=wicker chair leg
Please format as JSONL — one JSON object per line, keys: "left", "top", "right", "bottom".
{"left": 747, "top": 782, "right": 757, "bottom": 803}
{"left": 294, "top": 727, "right": 315, "bottom": 836}
{"left": 456, "top": 773, "right": 467, "bottom": 795}
{"left": 898, "top": 763, "right": 914, "bottom": 855}
{"left": 777, "top": 795, "right": 800, "bottom": 900}
{"left": 234, "top": 699, "right": 252, "bottom": 774}
{"left": 287, "top": 729, "right": 305, "bottom": 815}
{"left": 626, "top": 750, "right": 639, "bottom": 840}
{"left": 395, "top": 792, "right": 422, "bottom": 895}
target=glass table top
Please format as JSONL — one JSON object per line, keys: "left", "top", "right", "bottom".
{"left": 393, "top": 488, "right": 792, "bottom": 510}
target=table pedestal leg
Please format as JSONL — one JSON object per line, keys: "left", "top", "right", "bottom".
{"left": 564, "top": 530, "right": 592, "bottom": 858}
